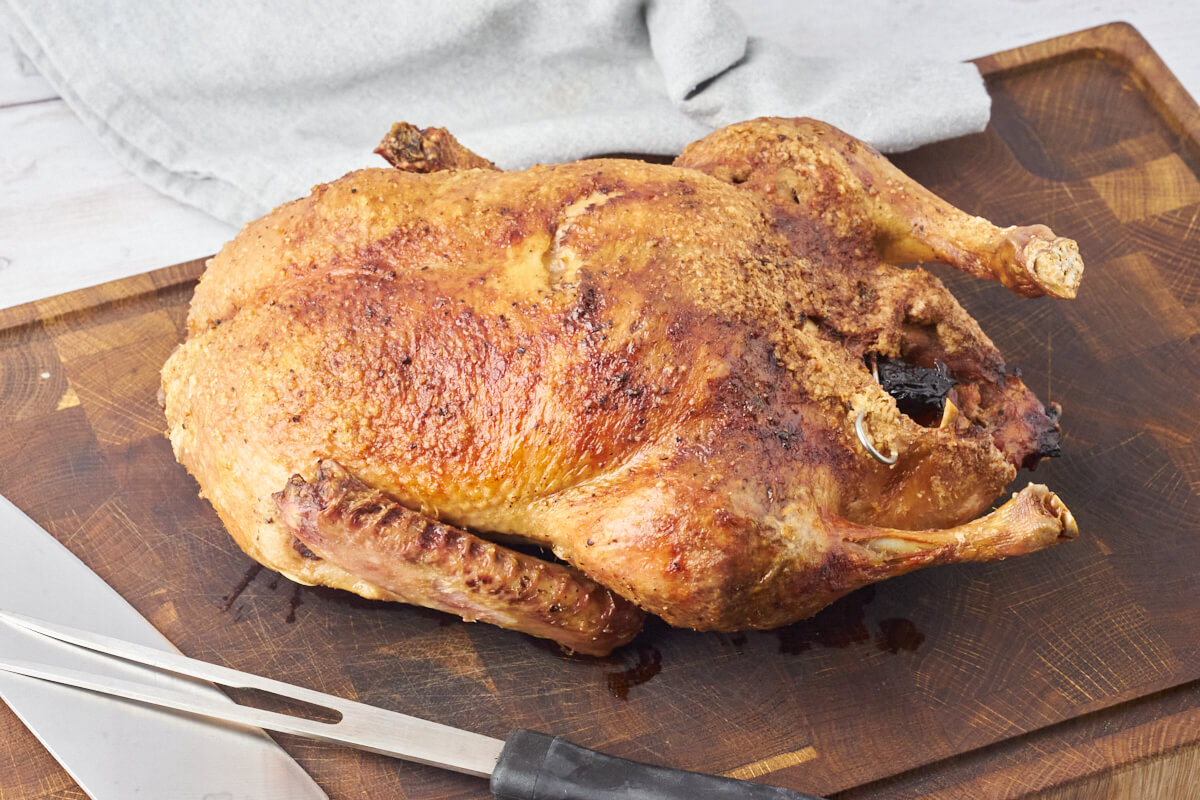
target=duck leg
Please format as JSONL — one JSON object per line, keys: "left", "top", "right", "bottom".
{"left": 831, "top": 483, "right": 1077, "bottom": 584}
{"left": 676, "top": 117, "right": 1083, "bottom": 298}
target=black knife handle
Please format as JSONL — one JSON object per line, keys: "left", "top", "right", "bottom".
{"left": 490, "top": 729, "right": 826, "bottom": 800}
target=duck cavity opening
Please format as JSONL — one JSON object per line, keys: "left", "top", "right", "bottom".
{"left": 866, "top": 354, "right": 956, "bottom": 427}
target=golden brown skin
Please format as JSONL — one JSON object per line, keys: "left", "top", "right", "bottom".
{"left": 161, "top": 117, "right": 1081, "bottom": 653}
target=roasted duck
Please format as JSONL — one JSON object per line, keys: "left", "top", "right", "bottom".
{"left": 161, "top": 118, "right": 1082, "bottom": 656}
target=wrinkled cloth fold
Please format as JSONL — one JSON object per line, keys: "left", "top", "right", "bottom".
{"left": 0, "top": 0, "right": 990, "bottom": 225}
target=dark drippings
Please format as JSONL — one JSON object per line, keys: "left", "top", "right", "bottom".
{"left": 775, "top": 585, "right": 875, "bottom": 653}
{"left": 774, "top": 587, "right": 926, "bottom": 656}
{"left": 874, "top": 618, "right": 925, "bottom": 653}
{"left": 285, "top": 583, "right": 305, "bottom": 623}
{"left": 220, "top": 564, "right": 263, "bottom": 612}
{"left": 605, "top": 644, "right": 663, "bottom": 700}
{"left": 526, "top": 620, "right": 667, "bottom": 698}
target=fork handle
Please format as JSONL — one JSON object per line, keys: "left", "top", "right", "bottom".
{"left": 490, "top": 729, "right": 825, "bottom": 800}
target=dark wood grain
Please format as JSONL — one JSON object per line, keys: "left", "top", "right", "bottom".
{"left": 2, "top": 23, "right": 1198, "bottom": 800}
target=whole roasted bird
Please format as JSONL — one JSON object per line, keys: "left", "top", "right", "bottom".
{"left": 161, "top": 118, "right": 1082, "bottom": 656}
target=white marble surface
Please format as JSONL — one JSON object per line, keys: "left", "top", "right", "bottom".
{"left": 2, "top": 1, "right": 1198, "bottom": 310}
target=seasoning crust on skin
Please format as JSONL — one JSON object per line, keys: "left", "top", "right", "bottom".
{"left": 161, "top": 117, "right": 1081, "bottom": 654}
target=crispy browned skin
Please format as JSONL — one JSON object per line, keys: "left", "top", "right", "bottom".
{"left": 374, "top": 122, "right": 498, "bottom": 173}
{"left": 161, "top": 117, "right": 1081, "bottom": 653}
{"left": 275, "top": 461, "right": 643, "bottom": 655}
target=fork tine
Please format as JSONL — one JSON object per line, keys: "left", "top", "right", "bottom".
{"left": 0, "top": 656, "right": 344, "bottom": 741}
{"left": 0, "top": 608, "right": 506, "bottom": 777}
{"left": 0, "top": 608, "right": 353, "bottom": 714}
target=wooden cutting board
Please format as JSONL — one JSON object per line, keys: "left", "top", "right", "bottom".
{"left": 2, "top": 23, "right": 1197, "bottom": 799}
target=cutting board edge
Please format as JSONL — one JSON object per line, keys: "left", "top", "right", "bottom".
{"left": 831, "top": 677, "right": 1200, "bottom": 799}
{"left": 974, "top": 21, "right": 1200, "bottom": 153}
{"left": 0, "top": 257, "right": 206, "bottom": 333}
{"left": 2, "top": 21, "right": 1197, "bottom": 800}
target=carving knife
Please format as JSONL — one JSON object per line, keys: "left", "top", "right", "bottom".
{"left": 0, "top": 493, "right": 328, "bottom": 799}
{"left": 0, "top": 610, "right": 826, "bottom": 800}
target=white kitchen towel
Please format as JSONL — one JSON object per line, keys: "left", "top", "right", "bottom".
{"left": 0, "top": 0, "right": 990, "bottom": 226}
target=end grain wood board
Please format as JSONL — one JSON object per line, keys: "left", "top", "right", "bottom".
{"left": 1, "top": 23, "right": 1197, "bottom": 800}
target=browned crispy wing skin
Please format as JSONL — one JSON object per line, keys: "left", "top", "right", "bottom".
{"left": 374, "top": 122, "right": 498, "bottom": 173}
{"left": 275, "top": 461, "right": 644, "bottom": 655}
{"left": 161, "top": 118, "right": 1080, "bottom": 653}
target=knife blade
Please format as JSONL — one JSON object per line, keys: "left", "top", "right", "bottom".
{"left": 0, "top": 493, "right": 328, "bottom": 799}
{"left": 0, "top": 609, "right": 826, "bottom": 800}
